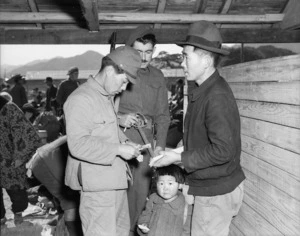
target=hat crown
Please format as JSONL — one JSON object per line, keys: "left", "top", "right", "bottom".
{"left": 107, "top": 46, "right": 142, "bottom": 84}
{"left": 188, "top": 21, "right": 222, "bottom": 44}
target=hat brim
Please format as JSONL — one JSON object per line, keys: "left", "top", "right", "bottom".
{"left": 125, "top": 72, "right": 136, "bottom": 84}
{"left": 177, "top": 42, "right": 229, "bottom": 56}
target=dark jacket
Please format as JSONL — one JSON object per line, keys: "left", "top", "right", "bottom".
{"left": 9, "top": 83, "right": 28, "bottom": 108}
{"left": 182, "top": 70, "right": 245, "bottom": 196}
{"left": 46, "top": 85, "right": 58, "bottom": 110}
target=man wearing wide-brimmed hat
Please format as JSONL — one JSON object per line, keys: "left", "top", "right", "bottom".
{"left": 64, "top": 46, "right": 143, "bottom": 236}
{"left": 153, "top": 21, "right": 245, "bottom": 236}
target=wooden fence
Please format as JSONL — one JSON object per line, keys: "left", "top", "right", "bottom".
{"left": 183, "top": 54, "right": 300, "bottom": 235}
{"left": 219, "top": 54, "right": 300, "bottom": 236}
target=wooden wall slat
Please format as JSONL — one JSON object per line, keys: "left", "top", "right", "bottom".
{"left": 229, "top": 223, "right": 245, "bottom": 236}
{"left": 243, "top": 186, "right": 300, "bottom": 235}
{"left": 241, "top": 152, "right": 300, "bottom": 201}
{"left": 244, "top": 169, "right": 300, "bottom": 222}
{"left": 229, "top": 81, "right": 300, "bottom": 105}
{"left": 234, "top": 203, "right": 283, "bottom": 235}
{"left": 237, "top": 100, "right": 300, "bottom": 129}
{"left": 220, "top": 54, "right": 300, "bottom": 83}
{"left": 241, "top": 135, "right": 300, "bottom": 179}
{"left": 241, "top": 117, "right": 300, "bottom": 154}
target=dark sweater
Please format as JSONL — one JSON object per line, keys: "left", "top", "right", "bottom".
{"left": 182, "top": 70, "right": 245, "bottom": 196}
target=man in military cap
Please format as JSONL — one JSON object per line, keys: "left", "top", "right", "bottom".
{"left": 117, "top": 25, "right": 170, "bottom": 235}
{"left": 56, "top": 66, "right": 80, "bottom": 115}
{"left": 63, "top": 46, "right": 142, "bottom": 236}
{"left": 153, "top": 21, "right": 245, "bottom": 236}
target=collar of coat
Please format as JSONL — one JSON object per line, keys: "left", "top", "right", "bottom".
{"left": 152, "top": 192, "right": 185, "bottom": 211}
{"left": 190, "top": 70, "right": 220, "bottom": 102}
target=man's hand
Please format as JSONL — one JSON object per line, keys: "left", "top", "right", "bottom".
{"left": 118, "top": 113, "right": 139, "bottom": 128}
{"left": 118, "top": 144, "right": 141, "bottom": 160}
{"left": 152, "top": 150, "right": 181, "bottom": 167}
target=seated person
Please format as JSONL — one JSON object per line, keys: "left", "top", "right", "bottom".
{"left": 137, "top": 165, "right": 192, "bottom": 236}
{"left": 33, "top": 109, "right": 61, "bottom": 142}
{"left": 26, "top": 136, "right": 82, "bottom": 236}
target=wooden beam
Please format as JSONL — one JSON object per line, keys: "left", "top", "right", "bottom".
{"left": 154, "top": 0, "right": 167, "bottom": 29}
{"left": 280, "top": 0, "right": 300, "bottom": 30}
{"left": 27, "top": 0, "right": 43, "bottom": 29}
{"left": 219, "top": 0, "right": 233, "bottom": 14}
{"left": 217, "top": 0, "right": 233, "bottom": 27}
{"left": 78, "top": 0, "right": 99, "bottom": 31}
{"left": 1, "top": 27, "right": 299, "bottom": 44}
{"left": 0, "top": 12, "right": 284, "bottom": 24}
{"left": 194, "top": 0, "right": 208, "bottom": 13}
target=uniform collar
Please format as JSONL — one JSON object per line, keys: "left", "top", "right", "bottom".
{"left": 88, "top": 77, "right": 110, "bottom": 98}
{"left": 190, "top": 70, "right": 220, "bottom": 102}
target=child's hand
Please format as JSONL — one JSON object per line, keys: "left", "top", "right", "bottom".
{"left": 138, "top": 224, "right": 150, "bottom": 233}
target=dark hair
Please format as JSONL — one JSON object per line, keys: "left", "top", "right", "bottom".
{"left": 135, "top": 34, "right": 157, "bottom": 47}
{"left": 154, "top": 165, "right": 185, "bottom": 184}
{"left": 99, "top": 56, "right": 124, "bottom": 74}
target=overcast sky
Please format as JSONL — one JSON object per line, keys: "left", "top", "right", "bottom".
{"left": 1, "top": 43, "right": 299, "bottom": 66}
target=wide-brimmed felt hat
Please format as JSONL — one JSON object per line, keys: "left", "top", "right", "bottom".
{"left": 67, "top": 67, "right": 79, "bottom": 75}
{"left": 107, "top": 46, "right": 142, "bottom": 84}
{"left": 177, "top": 21, "right": 229, "bottom": 56}
{"left": 125, "top": 25, "right": 154, "bottom": 46}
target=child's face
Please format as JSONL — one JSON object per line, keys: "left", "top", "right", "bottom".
{"left": 156, "top": 175, "right": 181, "bottom": 202}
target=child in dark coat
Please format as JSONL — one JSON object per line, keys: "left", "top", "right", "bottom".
{"left": 137, "top": 165, "right": 192, "bottom": 236}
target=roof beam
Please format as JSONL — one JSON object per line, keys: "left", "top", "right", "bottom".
{"left": 280, "top": 0, "right": 300, "bottom": 30}
{"left": 194, "top": 0, "right": 208, "bottom": 13}
{"left": 1, "top": 28, "right": 299, "bottom": 44}
{"left": 0, "top": 12, "right": 284, "bottom": 24}
{"left": 27, "top": 0, "right": 43, "bottom": 29}
{"left": 219, "top": 0, "right": 233, "bottom": 14}
{"left": 154, "top": 0, "right": 167, "bottom": 29}
{"left": 78, "top": 0, "right": 99, "bottom": 31}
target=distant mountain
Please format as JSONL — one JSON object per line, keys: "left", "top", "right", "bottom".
{"left": 3, "top": 46, "right": 295, "bottom": 78}
{"left": 8, "top": 50, "right": 104, "bottom": 76}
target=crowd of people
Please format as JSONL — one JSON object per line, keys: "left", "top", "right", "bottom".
{"left": 0, "top": 21, "right": 245, "bottom": 236}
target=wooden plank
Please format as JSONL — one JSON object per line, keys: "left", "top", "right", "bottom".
{"left": 241, "top": 151, "right": 300, "bottom": 200}
{"left": 235, "top": 203, "right": 283, "bottom": 235}
{"left": 241, "top": 134, "right": 300, "bottom": 179}
{"left": 0, "top": 12, "right": 284, "bottom": 24}
{"left": 154, "top": 0, "right": 167, "bottom": 29}
{"left": 228, "top": 223, "right": 245, "bottom": 236}
{"left": 194, "top": 0, "right": 208, "bottom": 13}
{"left": 244, "top": 169, "right": 300, "bottom": 222}
{"left": 2, "top": 27, "right": 300, "bottom": 44}
{"left": 229, "top": 81, "right": 300, "bottom": 105}
{"left": 280, "top": 0, "right": 300, "bottom": 30}
{"left": 27, "top": 0, "right": 43, "bottom": 29}
{"left": 243, "top": 181, "right": 300, "bottom": 235}
{"left": 241, "top": 117, "right": 300, "bottom": 154}
{"left": 219, "top": 0, "right": 233, "bottom": 14}
{"left": 220, "top": 54, "right": 300, "bottom": 83}
{"left": 237, "top": 100, "right": 300, "bottom": 129}
{"left": 78, "top": 0, "right": 99, "bottom": 31}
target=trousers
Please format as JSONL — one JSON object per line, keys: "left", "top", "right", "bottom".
{"left": 191, "top": 181, "right": 244, "bottom": 236}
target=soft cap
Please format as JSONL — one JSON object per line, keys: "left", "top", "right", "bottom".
{"left": 107, "top": 46, "right": 142, "bottom": 84}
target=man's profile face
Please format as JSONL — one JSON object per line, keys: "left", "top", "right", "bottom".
{"left": 69, "top": 71, "right": 79, "bottom": 81}
{"left": 132, "top": 41, "right": 154, "bottom": 69}
{"left": 104, "top": 68, "right": 129, "bottom": 96}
